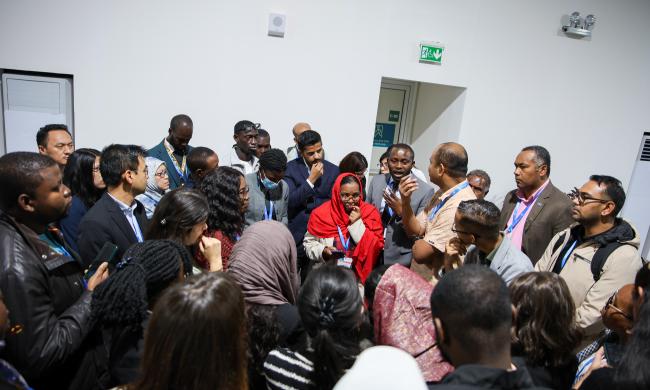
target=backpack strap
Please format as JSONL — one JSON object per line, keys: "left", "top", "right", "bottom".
{"left": 591, "top": 242, "right": 633, "bottom": 282}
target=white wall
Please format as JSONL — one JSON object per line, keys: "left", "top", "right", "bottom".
{"left": 1, "top": 0, "right": 649, "bottom": 225}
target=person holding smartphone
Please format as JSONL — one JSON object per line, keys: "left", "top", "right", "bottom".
{"left": 303, "top": 173, "right": 384, "bottom": 283}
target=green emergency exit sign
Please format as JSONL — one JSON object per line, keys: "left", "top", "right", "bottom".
{"left": 419, "top": 43, "right": 444, "bottom": 64}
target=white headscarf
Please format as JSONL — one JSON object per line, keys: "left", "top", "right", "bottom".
{"left": 334, "top": 346, "right": 428, "bottom": 390}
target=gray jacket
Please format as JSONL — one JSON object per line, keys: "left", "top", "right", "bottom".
{"left": 244, "top": 173, "right": 289, "bottom": 227}
{"left": 366, "top": 173, "right": 435, "bottom": 266}
{"left": 464, "top": 234, "right": 534, "bottom": 284}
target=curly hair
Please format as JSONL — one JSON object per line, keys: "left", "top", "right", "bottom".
{"left": 90, "top": 240, "right": 192, "bottom": 330}
{"left": 510, "top": 272, "right": 582, "bottom": 367}
{"left": 63, "top": 148, "right": 104, "bottom": 208}
{"left": 200, "top": 166, "right": 244, "bottom": 241}
{"left": 246, "top": 304, "right": 281, "bottom": 389}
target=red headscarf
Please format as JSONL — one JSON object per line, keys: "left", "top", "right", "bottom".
{"left": 307, "top": 173, "right": 384, "bottom": 282}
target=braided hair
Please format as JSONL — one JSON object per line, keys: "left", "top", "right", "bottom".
{"left": 298, "top": 265, "right": 362, "bottom": 390}
{"left": 200, "top": 166, "right": 244, "bottom": 241}
{"left": 259, "top": 149, "right": 287, "bottom": 173}
{"left": 91, "top": 240, "right": 192, "bottom": 329}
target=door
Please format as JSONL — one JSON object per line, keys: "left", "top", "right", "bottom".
{"left": 1, "top": 71, "right": 74, "bottom": 155}
{"left": 369, "top": 79, "right": 416, "bottom": 175}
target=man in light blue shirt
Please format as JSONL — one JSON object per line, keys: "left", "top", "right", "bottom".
{"left": 443, "top": 199, "right": 533, "bottom": 284}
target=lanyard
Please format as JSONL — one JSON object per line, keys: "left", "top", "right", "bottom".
{"left": 506, "top": 191, "right": 543, "bottom": 234}
{"left": 264, "top": 201, "right": 275, "bottom": 221}
{"left": 428, "top": 182, "right": 469, "bottom": 221}
{"left": 164, "top": 141, "right": 188, "bottom": 182}
{"left": 560, "top": 240, "right": 578, "bottom": 269}
{"left": 337, "top": 226, "right": 350, "bottom": 252}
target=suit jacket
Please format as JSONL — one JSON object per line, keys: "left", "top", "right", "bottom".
{"left": 366, "top": 173, "right": 435, "bottom": 266}
{"left": 284, "top": 158, "right": 339, "bottom": 245}
{"left": 77, "top": 193, "right": 149, "bottom": 267}
{"left": 147, "top": 140, "right": 193, "bottom": 189}
{"left": 499, "top": 181, "right": 573, "bottom": 264}
{"left": 244, "top": 172, "right": 289, "bottom": 227}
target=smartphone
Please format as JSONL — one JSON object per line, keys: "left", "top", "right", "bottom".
{"left": 84, "top": 242, "right": 119, "bottom": 281}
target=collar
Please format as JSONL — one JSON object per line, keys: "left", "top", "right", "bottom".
{"left": 108, "top": 192, "right": 138, "bottom": 213}
{"left": 515, "top": 179, "right": 549, "bottom": 202}
{"left": 231, "top": 145, "right": 258, "bottom": 165}
{"left": 486, "top": 233, "right": 504, "bottom": 261}
{"left": 441, "top": 179, "right": 469, "bottom": 198}
{"left": 163, "top": 137, "right": 176, "bottom": 153}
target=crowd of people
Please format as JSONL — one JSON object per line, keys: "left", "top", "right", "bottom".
{"left": 0, "top": 114, "right": 647, "bottom": 390}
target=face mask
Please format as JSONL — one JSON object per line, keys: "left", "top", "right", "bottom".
{"left": 261, "top": 176, "right": 279, "bottom": 190}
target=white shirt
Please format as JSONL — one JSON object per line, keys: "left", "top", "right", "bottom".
{"left": 228, "top": 146, "right": 259, "bottom": 175}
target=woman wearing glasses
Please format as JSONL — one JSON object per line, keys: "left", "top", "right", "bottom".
{"left": 197, "top": 167, "right": 249, "bottom": 271}
{"left": 303, "top": 173, "right": 384, "bottom": 283}
{"left": 136, "top": 156, "right": 170, "bottom": 219}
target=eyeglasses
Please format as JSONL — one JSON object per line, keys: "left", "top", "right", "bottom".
{"left": 340, "top": 193, "right": 361, "bottom": 201}
{"left": 92, "top": 166, "right": 100, "bottom": 173}
{"left": 604, "top": 290, "right": 633, "bottom": 321}
{"left": 155, "top": 171, "right": 168, "bottom": 178}
{"left": 239, "top": 186, "right": 250, "bottom": 196}
{"left": 451, "top": 223, "right": 479, "bottom": 238}
{"left": 377, "top": 161, "right": 388, "bottom": 169}
{"left": 568, "top": 187, "right": 611, "bottom": 206}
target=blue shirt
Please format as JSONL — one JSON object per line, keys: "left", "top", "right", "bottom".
{"left": 107, "top": 193, "right": 144, "bottom": 242}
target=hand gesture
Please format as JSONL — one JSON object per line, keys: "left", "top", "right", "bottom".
{"left": 308, "top": 161, "right": 324, "bottom": 184}
{"left": 383, "top": 191, "right": 403, "bottom": 217}
{"left": 322, "top": 246, "right": 339, "bottom": 261}
{"left": 348, "top": 205, "right": 361, "bottom": 224}
{"left": 398, "top": 176, "right": 418, "bottom": 202}
{"left": 443, "top": 237, "right": 466, "bottom": 272}
{"left": 199, "top": 236, "right": 223, "bottom": 272}
{"left": 87, "top": 262, "right": 109, "bottom": 291}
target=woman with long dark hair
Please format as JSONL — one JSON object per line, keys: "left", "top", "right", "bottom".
{"left": 509, "top": 272, "right": 581, "bottom": 389}
{"left": 198, "top": 166, "right": 249, "bottom": 270}
{"left": 264, "top": 265, "right": 363, "bottom": 390}
{"left": 304, "top": 173, "right": 384, "bottom": 283}
{"left": 228, "top": 220, "right": 300, "bottom": 390}
{"left": 59, "top": 148, "right": 105, "bottom": 252}
{"left": 90, "top": 240, "right": 192, "bottom": 388}
{"left": 146, "top": 188, "right": 222, "bottom": 272}
{"left": 128, "top": 272, "right": 248, "bottom": 390}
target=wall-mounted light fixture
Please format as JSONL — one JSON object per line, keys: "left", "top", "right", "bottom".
{"left": 563, "top": 12, "right": 596, "bottom": 38}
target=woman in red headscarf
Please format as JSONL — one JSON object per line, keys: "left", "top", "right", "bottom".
{"left": 303, "top": 173, "right": 384, "bottom": 283}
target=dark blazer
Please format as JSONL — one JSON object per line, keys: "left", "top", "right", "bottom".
{"left": 77, "top": 193, "right": 149, "bottom": 268}
{"left": 58, "top": 195, "right": 89, "bottom": 254}
{"left": 366, "top": 173, "right": 436, "bottom": 266}
{"left": 284, "top": 158, "right": 339, "bottom": 245}
{"left": 147, "top": 140, "right": 193, "bottom": 189}
{"left": 499, "top": 181, "right": 573, "bottom": 264}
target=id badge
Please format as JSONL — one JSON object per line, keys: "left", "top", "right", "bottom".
{"left": 337, "top": 257, "right": 353, "bottom": 269}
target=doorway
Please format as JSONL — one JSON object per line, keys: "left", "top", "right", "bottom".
{"left": 370, "top": 78, "right": 416, "bottom": 175}
{"left": 1, "top": 70, "right": 74, "bottom": 155}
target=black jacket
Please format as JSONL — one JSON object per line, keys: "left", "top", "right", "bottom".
{"left": 0, "top": 212, "right": 92, "bottom": 389}
{"left": 432, "top": 358, "right": 550, "bottom": 389}
{"left": 78, "top": 192, "right": 149, "bottom": 268}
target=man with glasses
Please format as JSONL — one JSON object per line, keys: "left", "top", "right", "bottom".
{"left": 500, "top": 145, "right": 573, "bottom": 264}
{"left": 441, "top": 199, "right": 532, "bottom": 284}
{"left": 78, "top": 144, "right": 149, "bottom": 266}
{"left": 148, "top": 114, "right": 194, "bottom": 189}
{"left": 36, "top": 124, "right": 74, "bottom": 169}
{"left": 536, "top": 175, "right": 642, "bottom": 345}
{"left": 367, "top": 143, "right": 435, "bottom": 266}
{"left": 244, "top": 148, "right": 289, "bottom": 226}
{"left": 228, "top": 120, "right": 260, "bottom": 175}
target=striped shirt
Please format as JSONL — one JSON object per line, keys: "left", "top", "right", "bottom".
{"left": 264, "top": 348, "right": 314, "bottom": 390}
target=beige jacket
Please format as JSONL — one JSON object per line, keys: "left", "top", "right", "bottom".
{"left": 535, "top": 221, "right": 642, "bottom": 344}
{"left": 303, "top": 219, "right": 366, "bottom": 264}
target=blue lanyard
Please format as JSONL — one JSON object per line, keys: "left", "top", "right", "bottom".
{"left": 428, "top": 182, "right": 469, "bottom": 221}
{"left": 337, "top": 226, "right": 350, "bottom": 252}
{"left": 560, "top": 240, "right": 578, "bottom": 269}
{"left": 264, "top": 201, "right": 274, "bottom": 221}
{"left": 506, "top": 191, "right": 543, "bottom": 234}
